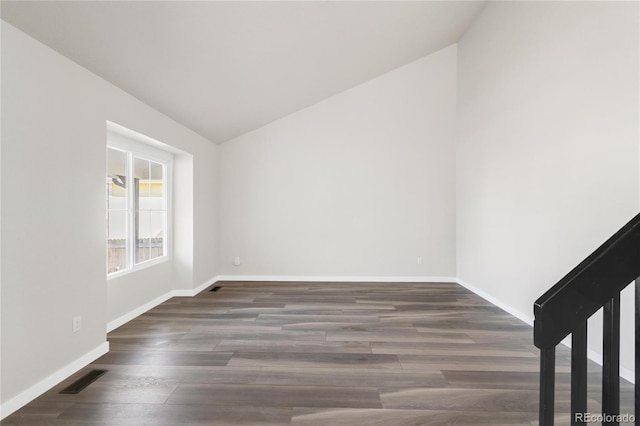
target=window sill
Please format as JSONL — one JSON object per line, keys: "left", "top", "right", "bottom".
{"left": 107, "top": 256, "right": 170, "bottom": 280}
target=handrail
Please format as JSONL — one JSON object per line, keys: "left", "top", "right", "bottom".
{"left": 534, "top": 211, "right": 640, "bottom": 349}
{"left": 533, "top": 212, "right": 640, "bottom": 426}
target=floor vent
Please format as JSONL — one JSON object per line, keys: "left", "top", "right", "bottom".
{"left": 210, "top": 286, "right": 221, "bottom": 292}
{"left": 60, "top": 369, "right": 107, "bottom": 394}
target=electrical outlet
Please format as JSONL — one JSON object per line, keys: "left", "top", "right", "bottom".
{"left": 233, "top": 256, "right": 241, "bottom": 266}
{"left": 72, "top": 316, "right": 82, "bottom": 333}
{"left": 417, "top": 257, "right": 423, "bottom": 265}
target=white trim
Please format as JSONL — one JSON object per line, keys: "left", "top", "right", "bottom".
{"left": 8, "top": 274, "right": 631, "bottom": 422}
{"left": 106, "top": 291, "right": 175, "bottom": 332}
{"left": 108, "top": 137, "right": 171, "bottom": 164}
{"left": 0, "top": 342, "right": 109, "bottom": 420}
{"left": 453, "top": 278, "right": 534, "bottom": 326}
{"left": 622, "top": 366, "right": 635, "bottom": 385}
{"left": 173, "top": 278, "right": 218, "bottom": 297}
{"left": 106, "top": 256, "right": 170, "bottom": 280}
{"left": 106, "top": 126, "right": 173, "bottom": 279}
{"left": 456, "top": 277, "right": 635, "bottom": 385}
{"left": 106, "top": 121, "right": 185, "bottom": 156}
{"left": 559, "top": 342, "right": 635, "bottom": 385}
{"left": 213, "top": 275, "right": 458, "bottom": 283}
{"left": 106, "top": 277, "right": 218, "bottom": 332}
{"left": 585, "top": 348, "right": 635, "bottom": 384}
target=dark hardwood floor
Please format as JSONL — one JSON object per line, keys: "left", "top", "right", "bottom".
{"left": 2, "top": 281, "right": 635, "bottom": 425}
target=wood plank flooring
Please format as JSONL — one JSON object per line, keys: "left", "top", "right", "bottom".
{"left": 2, "top": 281, "right": 635, "bottom": 425}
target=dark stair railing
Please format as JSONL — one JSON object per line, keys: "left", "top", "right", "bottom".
{"left": 534, "top": 212, "right": 639, "bottom": 425}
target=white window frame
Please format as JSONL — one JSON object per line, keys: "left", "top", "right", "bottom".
{"left": 107, "top": 130, "right": 173, "bottom": 279}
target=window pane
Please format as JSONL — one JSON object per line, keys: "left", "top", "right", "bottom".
{"left": 107, "top": 148, "right": 128, "bottom": 208}
{"left": 135, "top": 158, "right": 165, "bottom": 265}
{"left": 107, "top": 210, "right": 128, "bottom": 273}
{"left": 108, "top": 142, "right": 168, "bottom": 273}
{"left": 135, "top": 210, "right": 151, "bottom": 264}
{"left": 107, "top": 148, "right": 129, "bottom": 274}
{"left": 149, "top": 211, "right": 165, "bottom": 259}
{"left": 135, "top": 157, "right": 151, "bottom": 203}
{"left": 150, "top": 160, "right": 163, "bottom": 181}
{"left": 108, "top": 148, "right": 127, "bottom": 188}
{"left": 149, "top": 161, "right": 164, "bottom": 203}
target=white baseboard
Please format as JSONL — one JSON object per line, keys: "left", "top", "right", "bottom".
{"left": 213, "top": 275, "right": 458, "bottom": 283}
{"left": 457, "top": 278, "right": 635, "bottom": 385}
{"left": 455, "top": 278, "right": 534, "bottom": 326}
{"left": 586, "top": 348, "right": 635, "bottom": 384}
{"left": 107, "top": 275, "right": 455, "bottom": 335}
{"left": 107, "top": 277, "right": 218, "bottom": 333}
{"left": 3, "top": 280, "right": 218, "bottom": 418}
{"left": 114, "top": 275, "right": 635, "bottom": 384}
{"left": 6, "top": 274, "right": 632, "bottom": 422}
{"left": 0, "top": 342, "right": 109, "bottom": 420}
{"left": 106, "top": 291, "right": 175, "bottom": 333}
{"left": 556, "top": 342, "right": 635, "bottom": 385}
{"left": 173, "top": 278, "right": 217, "bottom": 297}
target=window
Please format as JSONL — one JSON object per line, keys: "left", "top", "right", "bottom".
{"left": 107, "top": 134, "right": 171, "bottom": 276}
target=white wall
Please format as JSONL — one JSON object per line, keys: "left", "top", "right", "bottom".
{"left": 193, "top": 146, "right": 218, "bottom": 288}
{"left": 456, "top": 1, "right": 638, "bottom": 377}
{"left": 1, "top": 21, "right": 218, "bottom": 414}
{"left": 218, "top": 45, "right": 457, "bottom": 279}
{"left": 2, "top": 1, "right": 637, "bottom": 417}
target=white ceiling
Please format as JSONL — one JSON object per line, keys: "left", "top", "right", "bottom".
{"left": 2, "top": 1, "right": 485, "bottom": 144}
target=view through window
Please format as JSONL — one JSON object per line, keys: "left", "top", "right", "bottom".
{"left": 107, "top": 144, "right": 168, "bottom": 275}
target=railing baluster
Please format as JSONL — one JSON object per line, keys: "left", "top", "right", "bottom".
{"left": 571, "top": 323, "right": 588, "bottom": 425}
{"left": 635, "top": 278, "right": 639, "bottom": 426}
{"left": 603, "top": 294, "right": 621, "bottom": 425}
{"left": 533, "top": 214, "right": 640, "bottom": 426}
{"left": 540, "top": 347, "right": 556, "bottom": 426}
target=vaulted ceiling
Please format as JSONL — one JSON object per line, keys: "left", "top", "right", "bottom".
{"left": 2, "top": 1, "right": 485, "bottom": 144}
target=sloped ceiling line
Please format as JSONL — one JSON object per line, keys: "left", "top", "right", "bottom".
{"left": 2, "top": 1, "right": 485, "bottom": 144}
